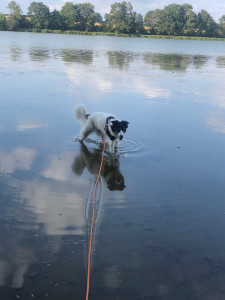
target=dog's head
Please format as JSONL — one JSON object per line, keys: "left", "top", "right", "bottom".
{"left": 111, "top": 120, "right": 129, "bottom": 140}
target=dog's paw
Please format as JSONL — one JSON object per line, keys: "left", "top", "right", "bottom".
{"left": 75, "top": 137, "right": 83, "bottom": 142}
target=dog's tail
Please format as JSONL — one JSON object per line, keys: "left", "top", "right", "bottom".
{"left": 74, "top": 105, "right": 89, "bottom": 124}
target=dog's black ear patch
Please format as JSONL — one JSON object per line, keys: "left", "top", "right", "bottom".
{"left": 111, "top": 120, "right": 121, "bottom": 134}
{"left": 121, "top": 121, "right": 129, "bottom": 132}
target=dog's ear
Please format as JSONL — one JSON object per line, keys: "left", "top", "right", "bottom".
{"left": 121, "top": 121, "right": 129, "bottom": 132}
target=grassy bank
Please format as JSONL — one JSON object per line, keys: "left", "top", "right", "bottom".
{"left": 18, "top": 28, "right": 225, "bottom": 41}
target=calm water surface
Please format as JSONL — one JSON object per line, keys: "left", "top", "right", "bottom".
{"left": 1, "top": 31, "right": 225, "bottom": 300}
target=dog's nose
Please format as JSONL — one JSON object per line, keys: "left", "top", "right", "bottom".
{"left": 119, "top": 135, "right": 123, "bottom": 140}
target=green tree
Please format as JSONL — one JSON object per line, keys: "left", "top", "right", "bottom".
{"left": 77, "top": 3, "right": 102, "bottom": 31}
{"left": 28, "top": 2, "right": 50, "bottom": 29}
{"left": 105, "top": 2, "right": 139, "bottom": 34}
{"left": 162, "top": 4, "right": 195, "bottom": 35}
{"left": 197, "top": 9, "right": 217, "bottom": 37}
{"left": 144, "top": 9, "right": 164, "bottom": 34}
{"left": 145, "top": 4, "right": 197, "bottom": 36}
{"left": 183, "top": 4, "right": 197, "bottom": 36}
{"left": 127, "top": 12, "right": 144, "bottom": 34}
{"left": 85, "top": 12, "right": 103, "bottom": 31}
{"left": 49, "top": 9, "right": 63, "bottom": 30}
{"left": 219, "top": 15, "right": 225, "bottom": 37}
{"left": 134, "top": 13, "right": 144, "bottom": 34}
{"left": 6, "top": 1, "right": 23, "bottom": 30}
{"left": 60, "top": 2, "right": 80, "bottom": 30}
{"left": 77, "top": 2, "right": 94, "bottom": 30}
{"left": 161, "top": 4, "right": 182, "bottom": 35}
{"left": 0, "top": 13, "right": 6, "bottom": 30}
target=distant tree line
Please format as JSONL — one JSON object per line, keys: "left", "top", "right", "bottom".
{"left": 1, "top": 1, "right": 225, "bottom": 38}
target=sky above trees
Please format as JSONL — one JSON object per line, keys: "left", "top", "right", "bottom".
{"left": 0, "top": 0, "right": 225, "bottom": 21}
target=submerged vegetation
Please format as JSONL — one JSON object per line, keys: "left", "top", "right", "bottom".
{"left": 1, "top": 1, "right": 225, "bottom": 39}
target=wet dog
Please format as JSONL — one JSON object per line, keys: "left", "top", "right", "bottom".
{"left": 74, "top": 105, "right": 129, "bottom": 153}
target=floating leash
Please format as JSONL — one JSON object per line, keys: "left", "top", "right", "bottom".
{"left": 85, "top": 123, "right": 107, "bottom": 300}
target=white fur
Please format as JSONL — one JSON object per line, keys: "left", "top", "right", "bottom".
{"left": 74, "top": 105, "right": 87, "bottom": 124}
{"left": 74, "top": 105, "right": 126, "bottom": 153}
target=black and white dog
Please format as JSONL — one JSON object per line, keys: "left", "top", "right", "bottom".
{"left": 74, "top": 105, "right": 129, "bottom": 153}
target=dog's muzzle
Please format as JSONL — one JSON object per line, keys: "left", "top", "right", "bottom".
{"left": 119, "top": 135, "right": 123, "bottom": 141}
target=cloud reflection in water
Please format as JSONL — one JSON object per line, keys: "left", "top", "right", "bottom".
{"left": 0, "top": 147, "right": 37, "bottom": 174}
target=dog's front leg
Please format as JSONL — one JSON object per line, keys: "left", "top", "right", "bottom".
{"left": 109, "top": 140, "right": 116, "bottom": 153}
{"left": 79, "top": 122, "right": 92, "bottom": 142}
{"left": 115, "top": 139, "right": 119, "bottom": 148}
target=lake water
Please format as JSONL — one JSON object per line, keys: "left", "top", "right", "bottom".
{"left": 1, "top": 31, "right": 225, "bottom": 300}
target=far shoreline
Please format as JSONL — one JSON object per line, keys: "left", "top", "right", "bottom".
{"left": 2, "top": 29, "right": 225, "bottom": 42}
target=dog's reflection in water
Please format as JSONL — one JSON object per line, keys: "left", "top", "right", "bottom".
{"left": 72, "top": 142, "right": 125, "bottom": 191}
{"left": 72, "top": 143, "right": 125, "bottom": 271}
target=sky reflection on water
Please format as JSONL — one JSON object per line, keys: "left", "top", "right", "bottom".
{"left": 1, "top": 31, "right": 225, "bottom": 299}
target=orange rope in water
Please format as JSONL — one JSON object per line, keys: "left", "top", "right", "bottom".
{"left": 85, "top": 124, "right": 107, "bottom": 300}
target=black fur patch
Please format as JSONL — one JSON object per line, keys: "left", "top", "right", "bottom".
{"left": 106, "top": 118, "right": 129, "bottom": 140}
{"left": 111, "top": 120, "right": 121, "bottom": 134}
{"left": 106, "top": 116, "right": 115, "bottom": 123}
{"left": 120, "top": 121, "right": 129, "bottom": 132}
{"left": 106, "top": 127, "right": 116, "bottom": 140}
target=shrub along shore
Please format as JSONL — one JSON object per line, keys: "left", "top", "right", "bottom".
{"left": 21, "top": 28, "right": 225, "bottom": 42}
